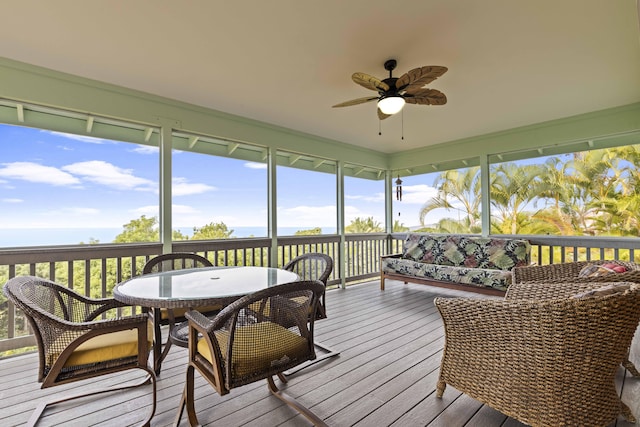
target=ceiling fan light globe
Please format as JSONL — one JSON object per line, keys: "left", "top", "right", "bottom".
{"left": 378, "top": 96, "right": 405, "bottom": 115}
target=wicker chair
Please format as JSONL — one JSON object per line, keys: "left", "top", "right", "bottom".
{"left": 512, "top": 259, "right": 640, "bottom": 284}
{"left": 280, "top": 252, "right": 339, "bottom": 376}
{"left": 3, "top": 276, "right": 156, "bottom": 426}
{"left": 512, "top": 259, "right": 640, "bottom": 376}
{"left": 142, "top": 252, "right": 220, "bottom": 373}
{"left": 177, "top": 280, "right": 328, "bottom": 426}
{"left": 435, "top": 281, "right": 640, "bottom": 427}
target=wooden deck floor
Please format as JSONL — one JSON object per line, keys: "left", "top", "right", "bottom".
{"left": 1, "top": 280, "right": 639, "bottom": 426}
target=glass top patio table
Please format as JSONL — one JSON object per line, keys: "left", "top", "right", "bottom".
{"left": 113, "top": 266, "right": 299, "bottom": 308}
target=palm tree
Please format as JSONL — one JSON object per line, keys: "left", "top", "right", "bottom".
{"left": 345, "top": 217, "right": 383, "bottom": 233}
{"left": 419, "top": 167, "right": 481, "bottom": 232}
{"left": 490, "top": 163, "right": 546, "bottom": 234}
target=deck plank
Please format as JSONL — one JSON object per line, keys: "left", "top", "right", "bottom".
{"left": 0, "top": 280, "right": 637, "bottom": 426}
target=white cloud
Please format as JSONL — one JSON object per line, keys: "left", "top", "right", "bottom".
{"left": 0, "top": 162, "right": 81, "bottom": 186}
{"left": 172, "top": 177, "right": 216, "bottom": 196}
{"left": 345, "top": 192, "right": 385, "bottom": 203}
{"left": 43, "top": 207, "right": 101, "bottom": 216}
{"left": 47, "top": 131, "right": 107, "bottom": 144}
{"left": 2, "top": 198, "right": 23, "bottom": 203}
{"left": 400, "top": 184, "right": 438, "bottom": 205}
{"left": 62, "top": 160, "right": 155, "bottom": 191}
{"left": 172, "top": 204, "right": 200, "bottom": 214}
{"left": 131, "top": 205, "right": 159, "bottom": 216}
{"left": 244, "top": 162, "right": 267, "bottom": 169}
{"left": 131, "top": 146, "right": 158, "bottom": 154}
{"left": 278, "top": 205, "right": 337, "bottom": 227}
{"left": 130, "top": 204, "right": 200, "bottom": 216}
{"left": 343, "top": 205, "right": 384, "bottom": 224}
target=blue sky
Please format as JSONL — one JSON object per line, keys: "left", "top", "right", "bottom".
{"left": 0, "top": 124, "right": 443, "bottom": 244}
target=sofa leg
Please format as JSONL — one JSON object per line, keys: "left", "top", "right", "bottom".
{"left": 380, "top": 276, "right": 385, "bottom": 290}
{"left": 436, "top": 380, "right": 446, "bottom": 398}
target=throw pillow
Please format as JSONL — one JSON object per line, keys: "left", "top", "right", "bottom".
{"left": 571, "top": 282, "right": 635, "bottom": 299}
{"left": 578, "top": 262, "right": 627, "bottom": 278}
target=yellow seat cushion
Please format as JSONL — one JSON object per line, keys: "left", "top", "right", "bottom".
{"left": 160, "top": 305, "right": 222, "bottom": 320}
{"left": 197, "top": 322, "right": 308, "bottom": 378}
{"left": 48, "top": 322, "right": 153, "bottom": 368}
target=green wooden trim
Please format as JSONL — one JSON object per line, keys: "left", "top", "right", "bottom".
{"left": 0, "top": 57, "right": 388, "bottom": 171}
{"left": 390, "top": 102, "right": 640, "bottom": 174}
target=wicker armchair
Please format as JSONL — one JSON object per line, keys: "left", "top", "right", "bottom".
{"left": 281, "top": 252, "right": 339, "bottom": 376}
{"left": 142, "top": 252, "right": 219, "bottom": 373}
{"left": 3, "top": 276, "right": 156, "bottom": 426}
{"left": 512, "top": 259, "right": 640, "bottom": 284}
{"left": 435, "top": 281, "right": 640, "bottom": 427}
{"left": 177, "top": 280, "right": 328, "bottom": 426}
{"left": 513, "top": 260, "right": 640, "bottom": 376}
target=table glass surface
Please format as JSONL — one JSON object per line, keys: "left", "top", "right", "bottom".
{"left": 115, "top": 266, "right": 298, "bottom": 303}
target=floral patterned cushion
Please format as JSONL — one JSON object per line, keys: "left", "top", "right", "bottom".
{"left": 383, "top": 257, "right": 513, "bottom": 291}
{"left": 402, "top": 234, "right": 530, "bottom": 271}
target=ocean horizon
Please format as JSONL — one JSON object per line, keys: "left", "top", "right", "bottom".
{"left": 0, "top": 226, "right": 339, "bottom": 247}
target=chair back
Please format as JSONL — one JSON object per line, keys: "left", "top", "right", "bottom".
{"left": 283, "top": 253, "right": 333, "bottom": 320}
{"left": 3, "top": 276, "right": 143, "bottom": 385}
{"left": 4, "top": 276, "right": 117, "bottom": 347}
{"left": 188, "top": 280, "right": 325, "bottom": 392}
{"left": 284, "top": 253, "right": 333, "bottom": 284}
{"left": 143, "top": 252, "right": 213, "bottom": 274}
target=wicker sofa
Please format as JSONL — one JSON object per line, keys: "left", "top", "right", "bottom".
{"left": 380, "top": 234, "right": 531, "bottom": 295}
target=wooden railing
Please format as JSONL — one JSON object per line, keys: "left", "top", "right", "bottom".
{"left": 0, "top": 234, "right": 395, "bottom": 353}
{"left": 2, "top": 232, "right": 640, "bottom": 354}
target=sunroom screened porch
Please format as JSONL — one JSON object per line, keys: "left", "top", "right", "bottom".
{"left": 2, "top": 279, "right": 639, "bottom": 427}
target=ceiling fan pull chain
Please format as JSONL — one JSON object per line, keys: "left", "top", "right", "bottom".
{"left": 401, "top": 109, "right": 404, "bottom": 141}
{"left": 379, "top": 119, "right": 382, "bottom": 136}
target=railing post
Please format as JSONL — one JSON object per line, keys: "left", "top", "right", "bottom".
{"left": 267, "top": 147, "right": 278, "bottom": 267}
{"left": 337, "top": 161, "right": 346, "bottom": 288}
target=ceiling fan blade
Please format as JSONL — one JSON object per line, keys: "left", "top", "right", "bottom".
{"left": 377, "top": 108, "right": 391, "bottom": 120}
{"left": 332, "top": 96, "right": 378, "bottom": 108}
{"left": 396, "top": 66, "right": 448, "bottom": 93}
{"left": 352, "top": 72, "right": 390, "bottom": 92}
{"left": 404, "top": 89, "right": 447, "bottom": 105}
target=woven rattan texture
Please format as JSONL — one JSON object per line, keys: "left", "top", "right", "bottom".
{"left": 186, "top": 280, "right": 325, "bottom": 390}
{"left": 435, "top": 283, "right": 640, "bottom": 426}
{"left": 3, "top": 275, "right": 148, "bottom": 384}
{"left": 283, "top": 253, "right": 332, "bottom": 320}
{"left": 142, "top": 252, "right": 213, "bottom": 274}
{"left": 513, "top": 260, "right": 640, "bottom": 284}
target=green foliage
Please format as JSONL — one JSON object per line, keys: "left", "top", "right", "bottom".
{"left": 346, "top": 217, "right": 383, "bottom": 233}
{"left": 192, "top": 222, "right": 234, "bottom": 240}
{"left": 114, "top": 215, "right": 159, "bottom": 243}
{"left": 392, "top": 220, "right": 409, "bottom": 232}
{"left": 419, "top": 145, "right": 640, "bottom": 237}
{"left": 419, "top": 167, "right": 481, "bottom": 233}
{"left": 295, "top": 227, "right": 322, "bottom": 235}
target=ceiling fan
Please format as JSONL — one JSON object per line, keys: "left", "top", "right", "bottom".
{"left": 332, "top": 59, "right": 448, "bottom": 120}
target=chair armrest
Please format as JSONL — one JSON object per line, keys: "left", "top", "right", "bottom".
{"left": 512, "top": 262, "right": 584, "bottom": 283}
{"left": 505, "top": 281, "right": 606, "bottom": 300}
{"left": 185, "top": 309, "right": 213, "bottom": 330}
{"left": 83, "top": 314, "right": 149, "bottom": 330}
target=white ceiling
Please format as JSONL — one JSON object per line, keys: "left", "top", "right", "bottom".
{"left": 1, "top": 0, "right": 639, "bottom": 154}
